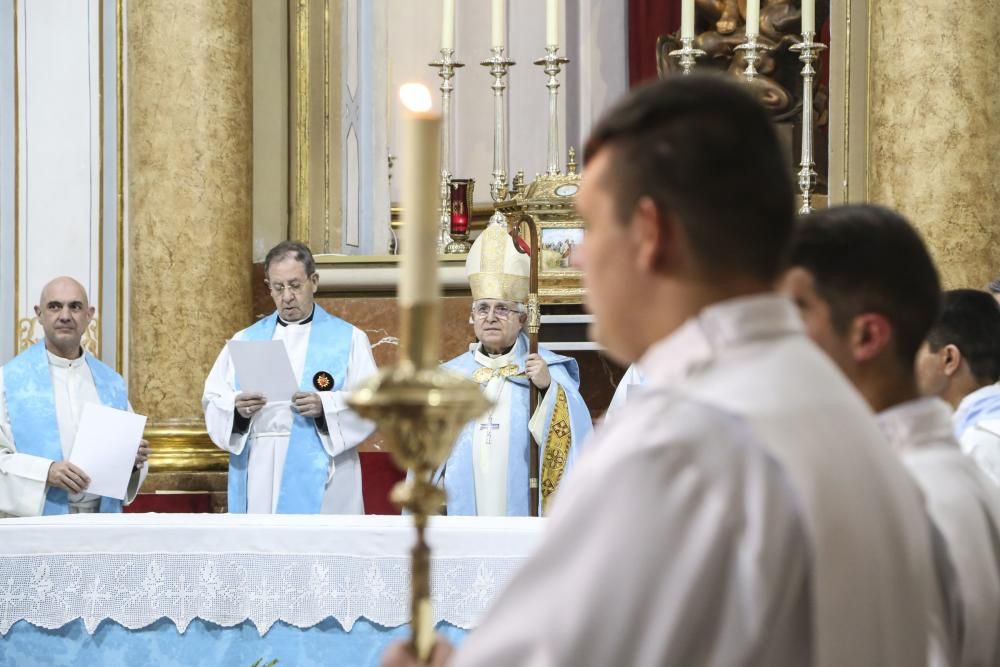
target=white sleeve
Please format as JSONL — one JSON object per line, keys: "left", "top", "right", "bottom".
{"left": 959, "top": 421, "right": 1000, "bottom": 486}
{"left": 123, "top": 400, "right": 148, "bottom": 505}
{"left": 316, "top": 327, "right": 378, "bottom": 458}
{"left": 201, "top": 341, "right": 252, "bottom": 455}
{"left": 602, "top": 364, "right": 640, "bottom": 425}
{"left": 454, "top": 402, "right": 808, "bottom": 667}
{"left": 0, "top": 368, "right": 53, "bottom": 517}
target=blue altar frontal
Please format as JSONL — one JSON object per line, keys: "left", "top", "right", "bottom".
{"left": 0, "top": 514, "right": 542, "bottom": 666}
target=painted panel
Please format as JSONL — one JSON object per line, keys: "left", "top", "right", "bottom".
{"left": 14, "top": 0, "right": 105, "bottom": 356}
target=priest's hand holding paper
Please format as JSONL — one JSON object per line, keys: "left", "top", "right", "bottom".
{"left": 46, "top": 461, "right": 90, "bottom": 494}
{"left": 134, "top": 439, "right": 151, "bottom": 471}
{"left": 525, "top": 353, "right": 551, "bottom": 390}
{"left": 235, "top": 392, "right": 267, "bottom": 419}
{"left": 291, "top": 392, "right": 323, "bottom": 418}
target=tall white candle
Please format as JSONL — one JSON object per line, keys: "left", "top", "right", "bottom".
{"left": 546, "top": 0, "right": 559, "bottom": 48}
{"left": 745, "top": 0, "right": 760, "bottom": 37}
{"left": 801, "top": 0, "right": 815, "bottom": 34}
{"left": 681, "top": 0, "right": 695, "bottom": 40}
{"left": 491, "top": 0, "right": 505, "bottom": 49}
{"left": 441, "top": 0, "right": 455, "bottom": 51}
{"left": 398, "top": 84, "right": 441, "bottom": 307}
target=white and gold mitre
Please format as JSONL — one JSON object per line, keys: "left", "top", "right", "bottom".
{"left": 466, "top": 222, "right": 529, "bottom": 303}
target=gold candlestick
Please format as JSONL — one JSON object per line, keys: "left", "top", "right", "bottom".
{"left": 348, "top": 319, "right": 490, "bottom": 661}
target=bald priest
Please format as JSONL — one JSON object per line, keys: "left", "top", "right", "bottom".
{"left": 0, "top": 277, "right": 149, "bottom": 517}
{"left": 438, "top": 223, "right": 592, "bottom": 516}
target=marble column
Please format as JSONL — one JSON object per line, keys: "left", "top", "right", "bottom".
{"left": 868, "top": 0, "right": 1000, "bottom": 289}
{"left": 128, "top": 0, "right": 252, "bottom": 484}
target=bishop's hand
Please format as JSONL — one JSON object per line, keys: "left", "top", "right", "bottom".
{"left": 235, "top": 392, "right": 266, "bottom": 419}
{"left": 525, "top": 353, "right": 551, "bottom": 390}
{"left": 47, "top": 461, "right": 90, "bottom": 494}
{"left": 291, "top": 391, "right": 324, "bottom": 419}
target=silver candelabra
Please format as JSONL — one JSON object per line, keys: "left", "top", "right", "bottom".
{"left": 534, "top": 46, "right": 570, "bottom": 176}
{"left": 789, "top": 33, "right": 826, "bottom": 214}
{"left": 429, "top": 48, "right": 465, "bottom": 251}
{"left": 735, "top": 34, "right": 768, "bottom": 82}
{"left": 481, "top": 47, "right": 515, "bottom": 225}
{"left": 668, "top": 37, "right": 705, "bottom": 75}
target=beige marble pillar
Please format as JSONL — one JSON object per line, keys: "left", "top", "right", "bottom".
{"left": 128, "top": 0, "right": 252, "bottom": 479}
{"left": 869, "top": 1, "right": 1000, "bottom": 289}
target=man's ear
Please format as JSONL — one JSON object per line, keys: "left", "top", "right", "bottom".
{"left": 33, "top": 305, "right": 41, "bottom": 318}
{"left": 631, "top": 196, "right": 674, "bottom": 272}
{"left": 309, "top": 272, "right": 320, "bottom": 292}
{"left": 849, "top": 313, "right": 892, "bottom": 363}
{"left": 942, "top": 344, "right": 963, "bottom": 377}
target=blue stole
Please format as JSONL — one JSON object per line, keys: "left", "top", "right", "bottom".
{"left": 228, "top": 306, "right": 353, "bottom": 514}
{"left": 440, "top": 333, "right": 592, "bottom": 516}
{"left": 4, "top": 341, "right": 129, "bottom": 515}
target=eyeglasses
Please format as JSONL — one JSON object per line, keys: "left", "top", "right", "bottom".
{"left": 472, "top": 302, "right": 519, "bottom": 321}
{"left": 268, "top": 282, "right": 308, "bottom": 296}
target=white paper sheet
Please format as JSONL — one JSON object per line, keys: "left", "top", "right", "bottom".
{"left": 228, "top": 339, "right": 300, "bottom": 402}
{"left": 68, "top": 404, "right": 147, "bottom": 500}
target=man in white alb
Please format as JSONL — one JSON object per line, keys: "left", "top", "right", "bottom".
{"left": 203, "top": 241, "right": 377, "bottom": 514}
{"left": 780, "top": 204, "right": 1000, "bottom": 666}
{"left": 384, "top": 75, "right": 937, "bottom": 667}
{"left": 0, "top": 277, "right": 148, "bottom": 517}
{"left": 915, "top": 289, "right": 1000, "bottom": 485}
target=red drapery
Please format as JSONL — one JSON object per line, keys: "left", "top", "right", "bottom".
{"left": 628, "top": 0, "right": 682, "bottom": 87}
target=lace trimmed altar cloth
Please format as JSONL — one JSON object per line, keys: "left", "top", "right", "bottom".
{"left": 0, "top": 513, "right": 542, "bottom": 636}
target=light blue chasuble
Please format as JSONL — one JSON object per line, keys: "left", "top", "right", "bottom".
{"left": 228, "top": 306, "right": 352, "bottom": 514}
{"left": 4, "top": 341, "right": 129, "bottom": 515}
{"left": 440, "top": 333, "right": 593, "bottom": 516}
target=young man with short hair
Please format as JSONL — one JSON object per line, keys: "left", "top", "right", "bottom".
{"left": 780, "top": 204, "right": 1000, "bottom": 666}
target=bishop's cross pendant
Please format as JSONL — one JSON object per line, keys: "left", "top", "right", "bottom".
{"left": 479, "top": 416, "right": 500, "bottom": 446}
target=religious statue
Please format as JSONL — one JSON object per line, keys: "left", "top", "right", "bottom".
{"left": 657, "top": 0, "right": 830, "bottom": 193}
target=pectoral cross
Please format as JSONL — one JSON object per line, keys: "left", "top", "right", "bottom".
{"left": 479, "top": 416, "right": 500, "bottom": 446}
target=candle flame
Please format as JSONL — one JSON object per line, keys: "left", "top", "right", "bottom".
{"left": 399, "top": 83, "right": 433, "bottom": 113}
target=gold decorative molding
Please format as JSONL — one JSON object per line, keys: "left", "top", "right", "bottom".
{"left": 291, "top": 0, "right": 310, "bottom": 243}
{"left": 115, "top": 0, "right": 125, "bottom": 373}
{"left": 145, "top": 420, "right": 230, "bottom": 473}
{"left": 16, "top": 317, "right": 33, "bottom": 353}
{"left": 82, "top": 317, "right": 101, "bottom": 357}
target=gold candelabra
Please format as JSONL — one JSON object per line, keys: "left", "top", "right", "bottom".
{"left": 348, "top": 303, "right": 491, "bottom": 662}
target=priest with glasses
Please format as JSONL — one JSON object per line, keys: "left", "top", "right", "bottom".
{"left": 438, "top": 223, "right": 592, "bottom": 516}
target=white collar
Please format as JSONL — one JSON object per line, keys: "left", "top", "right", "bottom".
{"left": 46, "top": 348, "right": 86, "bottom": 370}
{"left": 877, "top": 397, "right": 958, "bottom": 453}
{"left": 955, "top": 382, "right": 1000, "bottom": 418}
{"left": 638, "top": 293, "right": 804, "bottom": 386}
{"left": 474, "top": 337, "right": 520, "bottom": 370}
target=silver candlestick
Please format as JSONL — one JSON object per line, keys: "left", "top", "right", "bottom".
{"left": 429, "top": 48, "right": 465, "bottom": 251}
{"left": 789, "top": 33, "right": 826, "bottom": 214}
{"left": 735, "top": 33, "right": 768, "bottom": 82}
{"left": 668, "top": 37, "right": 705, "bottom": 76}
{"left": 533, "top": 46, "right": 570, "bottom": 176}
{"left": 481, "top": 47, "right": 515, "bottom": 225}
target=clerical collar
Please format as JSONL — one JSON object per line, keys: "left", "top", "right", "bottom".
{"left": 278, "top": 307, "right": 315, "bottom": 327}
{"left": 46, "top": 348, "right": 86, "bottom": 369}
{"left": 481, "top": 342, "right": 516, "bottom": 359}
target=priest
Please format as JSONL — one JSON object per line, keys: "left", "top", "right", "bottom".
{"left": 438, "top": 222, "right": 592, "bottom": 516}
{"left": 203, "top": 241, "right": 377, "bottom": 514}
{"left": 0, "top": 277, "right": 148, "bottom": 517}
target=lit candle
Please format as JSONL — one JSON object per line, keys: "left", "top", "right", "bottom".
{"left": 398, "top": 84, "right": 441, "bottom": 308}
{"left": 491, "top": 0, "right": 505, "bottom": 50}
{"left": 745, "top": 0, "right": 760, "bottom": 37}
{"left": 802, "top": 0, "right": 815, "bottom": 34}
{"left": 681, "top": 0, "right": 695, "bottom": 40}
{"left": 546, "top": 0, "right": 558, "bottom": 48}
{"left": 441, "top": 0, "right": 455, "bottom": 51}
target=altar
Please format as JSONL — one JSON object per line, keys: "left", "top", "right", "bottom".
{"left": 0, "top": 514, "right": 543, "bottom": 666}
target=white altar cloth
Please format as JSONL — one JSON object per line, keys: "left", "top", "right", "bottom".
{"left": 0, "top": 514, "right": 543, "bottom": 635}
